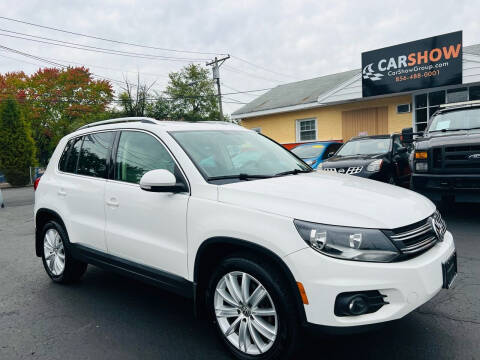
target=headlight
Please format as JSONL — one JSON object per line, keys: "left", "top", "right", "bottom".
{"left": 366, "top": 159, "right": 383, "bottom": 172}
{"left": 294, "top": 220, "right": 400, "bottom": 262}
{"left": 415, "top": 162, "right": 428, "bottom": 172}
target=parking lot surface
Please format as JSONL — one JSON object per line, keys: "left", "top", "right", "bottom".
{"left": 0, "top": 187, "right": 479, "bottom": 359}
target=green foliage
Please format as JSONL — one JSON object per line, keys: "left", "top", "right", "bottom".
{"left": 148, "top": 64, "right": 220, "bottom": 122}
{"left": 0, "top": 98, "right": 36, "bottom": 186}
{"left": 0, "top": 67, "right": 114, "bottom": 166}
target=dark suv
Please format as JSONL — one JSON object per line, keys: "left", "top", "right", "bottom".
{"left": 403, "top": 101, "right": 480, "bottom": 203}
{"left": 318, "top": 134, "right": 411, "bottom": 186}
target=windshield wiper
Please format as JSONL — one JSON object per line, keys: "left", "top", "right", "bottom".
{"left": 207, "top": 173, "right": 272, "bottom": 181}
{"left": 274, "top": 169, "right": 312, "bottom": 177}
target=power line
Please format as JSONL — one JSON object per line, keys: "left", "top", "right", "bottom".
{"left": 0, "top": 44, "right": 274, "bottom": 98}
{"left": 0, "top": 29, "right": 209, "bottom": 62}
{"left": 221, "top": 82, "right": 266, "bottom": 97}
{"left": 223, "top": 65, "right": 285, "bottom": 83}
{"left": 0, "top": 15, "right": 227, "bottom": 56}
{"left": 231, "top": 55, "right": 295, "bottom": 79}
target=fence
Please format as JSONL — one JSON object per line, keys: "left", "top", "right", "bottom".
{"left": 0, "top": 167, "right": 45, "bottom": 186}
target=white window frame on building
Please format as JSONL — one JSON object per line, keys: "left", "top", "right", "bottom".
{"left": 412, "top": 83, "right": 480, "bottom": 132}
{"left": 251, "top": 127, "right": 262, "bottom": 133}
{"left": 295, "top": 118, "right": 317, "bottom": 142}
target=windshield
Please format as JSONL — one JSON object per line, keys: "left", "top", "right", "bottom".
{"left": 170, "top": 130, "right": 310, "bottom": 179}
{"left": 337, "top": 138, "right": 391, "bottom": 156}
{"left": 292, "top": 144, "right": 325, "bottom": 158}
{"left": 428, "top": 108, "right": 480, "bottom": 132}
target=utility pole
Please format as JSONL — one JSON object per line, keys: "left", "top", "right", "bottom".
{"left": 206, "top": 55, "right": 230, "bottom": 121}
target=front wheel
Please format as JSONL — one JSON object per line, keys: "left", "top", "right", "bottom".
{"left": 207, "top": 255, "right": 300, "bottom": 360}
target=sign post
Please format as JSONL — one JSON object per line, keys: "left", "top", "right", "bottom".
{"left": 362, "top": 31, "right": 463, "bottom": 97}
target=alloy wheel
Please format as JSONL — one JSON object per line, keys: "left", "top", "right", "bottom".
{"left": 214, "top": 271, "right": 278, "bottom": 355}
{"left": 43, "top": 228, "right": 66, "bottom": 276}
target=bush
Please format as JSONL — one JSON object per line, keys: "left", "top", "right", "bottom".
{"left": 0, "top": 98, "right": 36, "bottom": 186}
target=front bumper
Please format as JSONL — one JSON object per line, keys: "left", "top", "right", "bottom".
{"left": 412, "top": 173, "right": 480, "bottom": 202}
{"left": 284, "top": 231, "right": 455, "bottom": 328}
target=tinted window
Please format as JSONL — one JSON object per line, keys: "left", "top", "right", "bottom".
{"left": 115, "top": 131, "right": 176, "bottom": 184}
{"left": 323, "top": 143, "right": 342, "bottom": 159}
{"left": 59, "top": 139, "right": 74, "bottom": 172}
{"left": 64, "top": 137, "right": 83, "bottom": 173}
{"left": 77, "top": 132, "right": 115, "bottom": 178}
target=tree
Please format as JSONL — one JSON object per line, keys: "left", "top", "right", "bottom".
{"left": 0, "top": 98, "right": 36, "bottom": 186}
{"left": 0, "top": 67, "right": 114, "bottom": 165}
{"left": 26, "top": 67, "right": 113, "bottom": 165}
{"left": 160, "top": 64, "right": 220, "bottom": 122}
{"left": 118, "top": 74, "right": 156, "bottom": 117}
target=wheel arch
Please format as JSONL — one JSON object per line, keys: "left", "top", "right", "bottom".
{"left": 193, "top": 237, "right": 307, "bottom": 324}
{"left": 35, "top": 208, "right": 68, "bottom": 257}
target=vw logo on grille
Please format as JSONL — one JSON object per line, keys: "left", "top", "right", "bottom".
{"left": 467, "top": 153, "right": 480, "bottom": 160}
{"left": 338, "top": 168, "right": 345, "bottom": 174}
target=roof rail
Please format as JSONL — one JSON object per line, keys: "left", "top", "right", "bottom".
{"left": 439, "top": 100, "right": 480, "bottom": 108}
{"left": 76, "top": 117, "right": 158, "bottom": 131}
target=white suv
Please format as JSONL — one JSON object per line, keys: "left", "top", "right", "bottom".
{"left": 34, "top": 118, "right": 457, "bottom": 359}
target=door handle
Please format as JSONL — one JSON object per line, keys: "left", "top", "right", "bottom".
{"left": 58, "top": 189, "right": 67, "bottom": 197}
{"left": 106, "top": 198, "right": 119, "bottom": 208}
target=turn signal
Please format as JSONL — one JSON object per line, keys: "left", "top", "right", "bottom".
{"left": 415, "top": 151, "right": 428, "bottom": 159}
{"left": 297, "top": 282, "right": 309, "bottom": 305}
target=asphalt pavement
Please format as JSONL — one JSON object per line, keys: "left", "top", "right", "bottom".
{"left": 0, "top": 187, "right": 479, "bottom": 359}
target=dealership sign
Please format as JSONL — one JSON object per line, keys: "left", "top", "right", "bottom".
{"left": 362, "top": 31, "right": 462, "bottom": 97}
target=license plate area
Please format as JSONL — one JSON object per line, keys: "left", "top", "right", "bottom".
{"left": 442, "top": 251, "right": 457, "bottom": 289}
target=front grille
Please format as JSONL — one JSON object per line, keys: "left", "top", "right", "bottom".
{"left": 431, "top": 145, "right": 480, "bottom": 174}
{"left": 322, "top": 166, "right": 363, "bottom": 175}
{"left": 383, "top": 211, "right": 446, "bottom": 258}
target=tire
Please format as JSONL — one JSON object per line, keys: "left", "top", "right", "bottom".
{"left": 387, "top": 174, "right": 396, "bottom": 185}
{"left": 206, "top": 254, "right": 301, "bottom": 360}
{"left": 41, "top": 221, "right": 87, "bottom": 284}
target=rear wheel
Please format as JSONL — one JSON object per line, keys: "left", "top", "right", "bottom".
{"left": 207, "top": 255, "right": 300, "bottom": 360}
{"left": 41, "top": 221, "right": 87, "bottom": 283}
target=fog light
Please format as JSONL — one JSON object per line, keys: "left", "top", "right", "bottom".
{"left": 348, "top": 296, "right": 369, "bottom": 315}
{"left": 334, "top": 290, "right": 388, "bottom": 317}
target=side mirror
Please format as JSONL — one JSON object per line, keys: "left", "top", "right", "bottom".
{"left": 327, "top": 151, "right": 335, "bottom": 158}
{"left": 140, "top": 169, "right": 186, "bottom": 193}
{"left": 401, "top": 127, "right": 414, "bottom": 144}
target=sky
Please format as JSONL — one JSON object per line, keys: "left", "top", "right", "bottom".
{"left": 0, "top": 0, "right": 479, "bottom": 115}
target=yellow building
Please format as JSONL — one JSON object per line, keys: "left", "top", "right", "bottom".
{"left": 231, "top": 44, "right": 480, "bottom": 146}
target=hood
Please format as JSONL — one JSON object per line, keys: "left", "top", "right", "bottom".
{"left": 417, "top": 129, "right": 480, "bottom": 150}
{"left": 218, "top": 172, "right": 435, "bottom": 229}
{"left": 322, "top": 153, "right": 384, "bottom": 167}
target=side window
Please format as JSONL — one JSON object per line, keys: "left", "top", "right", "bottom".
{"left": 115, "top": 131, "right": 176, "bottom": 184}
{"left": 64, "top": 137, "right": 83, "bottom": 173}
{"left": 59, "top": 139, "right": 74, "bottom": 172}
{"left": 323, "top": 143, "right": 341, "bottom": 159}
{"left": 77, "top": 132, "right": 115, "bottom": 178}
{"left": 392, "top": 136, "right": 402, "bottom": 153}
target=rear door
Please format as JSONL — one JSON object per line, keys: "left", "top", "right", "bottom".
{"left": 57, "top": 131, "right": 116, "bottom": 251}
{"left": 104, "top": 130, "right": 189, "bottom": 278}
